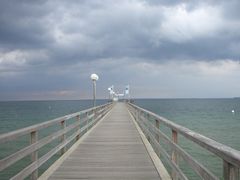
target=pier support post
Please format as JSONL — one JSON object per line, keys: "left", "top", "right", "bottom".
{"left": 223, "top": 161, "right": 239, "bottom": 180}
{"left": 60, "top": 120, "right": 66, "bottom": 155}
{"left": 171, "top": 129, "right": 178, "bottom": 180}
{"left": 30, "top": 130, "right": 38, "bottom": 180}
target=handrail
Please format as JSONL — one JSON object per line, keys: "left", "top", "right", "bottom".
{"left": 0, "top": 102, "right": 113, "bottom": 180}
{"left": 0, "top": 104, "right": 110, "bottom": 143}
{"left": 127, "top": 102, "right": 240, "bottom": 180}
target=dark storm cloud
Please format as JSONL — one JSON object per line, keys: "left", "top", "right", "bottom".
{"left": 1, "top": 0, "right": 240, "bottom": 62}
{"left": 0, "top": 1, "right": 53, "bottom": 49}
{"left": 0, "top": 0, "right": 240, "bottom": 100}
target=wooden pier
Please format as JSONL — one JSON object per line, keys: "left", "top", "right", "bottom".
{"left": 41, "top": 102, "right": 168, "bottom": 179}
{"left": 1, "top": 102, "right": 240, "bottom": 179}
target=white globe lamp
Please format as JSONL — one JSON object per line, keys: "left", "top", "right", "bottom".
{"left": 90, "top": 74, "right": 99, "bottom": 81}
{"left": 90, "top": 74, "right": 99, "bottom": 107}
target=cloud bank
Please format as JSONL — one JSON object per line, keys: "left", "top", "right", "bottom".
{"left": 0, "top": 0, "right": 240, "bottom": 100}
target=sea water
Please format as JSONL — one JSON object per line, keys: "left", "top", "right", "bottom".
{"left": 134, "top": 98, "right": 240, "bottom": 179}
{"left": 0, "top": 99, "right": 240, "bottom": 179}
{"left": 0, "top": 99, "right": 107, "bottom": 179}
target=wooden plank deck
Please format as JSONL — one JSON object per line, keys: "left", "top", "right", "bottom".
{"left": 46, "top": 102, "right": 161, "bottom": 180}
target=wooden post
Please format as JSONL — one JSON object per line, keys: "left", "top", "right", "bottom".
{"left": 155, "top": 120, "right": 160, "bottom": 142}
{"left": 94, "top": 108, "right": 97, "bottom": 122}
{"left": 135, "top": 108, "right": 138, "bottom": 121}
{"left": 76, "top": 115, "right": 80, "bottom": 141}
{"left": 86, "top": 112, "right": 89, "bottom": 131}
{"left": 93, "top": 109, "right": 97, "bottom": 126}
{"left": 30, "top": 131, "right": 38, "bottom": 180}
{"left": 135, "top": 109, "right": 137, "bottom": 121}
{"left": 155, "top": 119, "right": 160, "bottom": 157}
{"left": 223, "top": 160, "right": 239, "bottom": 180}
{"left": 91, "top": 109, "right": 94, "bottom": 127}
{"left": 60, "top": 120, "right": 66, "bottom": 155}
{"left": 172, "top": 129, "right": 178, "bottom": 180}
{"left": 146, "top": 113, "right": 151, "bottom": 142}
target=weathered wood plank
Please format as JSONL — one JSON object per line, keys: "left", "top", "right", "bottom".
{"left": 60, "top": 120, "right": 66, "bottom": 155}
{"left": 48, "top": 103, "right": 161, "bottom": 180}
{"left": 171, "top": 129, "right": 178, "bottom": 180}
{"left": 30, "top": 131, "right": 38, "bottom": 180}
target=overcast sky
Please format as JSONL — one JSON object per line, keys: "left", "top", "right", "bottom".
{"left": 0, "top": 0, "right": 240, "bottom": 100}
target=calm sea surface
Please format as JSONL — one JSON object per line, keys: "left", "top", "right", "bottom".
{"left": 0, "top": 99, "right": 240, "bottom": 179}
{"left": 134, "top": 98, "right": 240, "bottom": 179}
{"left": 0, "top": 99, "right": 107, "bottom": 179}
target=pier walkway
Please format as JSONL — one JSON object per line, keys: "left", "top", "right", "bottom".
{"left": 43, "top": 102, "right": 164, "bottom": 179}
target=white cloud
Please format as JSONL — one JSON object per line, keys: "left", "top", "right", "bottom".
{"left": 0, "top": 50, "right": 49, "bottom": 76}
{"left": 119, "top": 59, "right": 240, "bottom": 98}
{"left": 158, "top": 4, "right": 223, "bottom": 42}
{"left": 194, "top": 60, "right": 240, "bottom": 76}
{"left": 0, "top": 50, "right": 27, "bottom": 67}
{"left": 134, "top": 59, "right": 240, "bottom": 77}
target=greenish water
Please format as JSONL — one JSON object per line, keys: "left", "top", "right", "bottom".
{"left": 0, "top": 100, "right": 108, "bottom": 134}
{"left": 0, "top": 99, "right": 107, "bottom": 179}
{"left": 134, "top": 98, "right": 240, "bottom": 179}
{"left": 0, "top": 99, "right": 240, "bottom": 179}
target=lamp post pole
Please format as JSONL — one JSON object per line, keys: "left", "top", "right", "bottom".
{"left": 93, "top": 80, "right": 96, "bottom": 107}
{"left": 90, "top": 74, "right": 99, "bottom": 107}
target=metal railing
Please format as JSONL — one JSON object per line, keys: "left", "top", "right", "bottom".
{"left": 0, "top": 102, "right": 113, "bottom": 180}
{"left": 127, "top": 102, "right": 240, "bottom": 180}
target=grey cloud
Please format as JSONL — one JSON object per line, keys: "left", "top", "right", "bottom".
{"left": 1, "top": 0, "right": 240, "bottom": 62}
{"left": 0, "top": 0, "right": 240, "bottom": 100}
{"left": 0, "top": 1, "right": 53, "bottom": 49}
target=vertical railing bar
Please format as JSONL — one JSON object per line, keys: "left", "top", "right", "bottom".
{"left": 146, "top": 113, "right": 151, "bottom": 142}
{"left": 30, "top": 131, "right": 38, "bottom": 180}
{"left": 91, "top": 109, "right": 94, "bottom": 128}
{"left": 86, "top": 112, "right": 89, "bottom": 131}
{"left": 76, "top": 115, "right": 80, "bottom": 141}
{"left": 60, "top": 120, "right": 66, "bottom": 155}
{"left": 172, "top": 129, "right": 178, "bottom": 180}
{"left": 155, "top": 119, "right": 160, "bottom": 157}
{"left": 223, "top": 160, "right": 240, "bottom": 180}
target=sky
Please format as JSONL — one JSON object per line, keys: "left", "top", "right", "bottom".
{"left": 0, "top": 0, "right": 240, "bottom": 100}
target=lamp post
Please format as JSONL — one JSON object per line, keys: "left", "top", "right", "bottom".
{"left": 90, "top": 74, "right": 99, "bottom": 107}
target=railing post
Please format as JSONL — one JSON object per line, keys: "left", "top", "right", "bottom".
{"left": 101, "top": 107, "right": 105, "bottom": 118}
{"left": 76, "top": 115, "right": 80, "bottom": 141}
{"left": 172, "top": 129, "right": 178, "bottom": 180}
{"left": 90, "top": 109, "right": 94, "bottom": 127}
{"left": 135, "top": 108, "right": 138, "bottom": 121}
{"left": 60, "top": 120, "right": 66, "bottom": 155}
{"left": 155, "top": 119, "right": 160, "bottom": 157}
{"left": 94, "top": 108, "right": 98, "bottom": 121}
{"left": 223, "top": 160, "right": 240, "bottom": 180}
{"left": 86, "top": 112, "right": 89, "bottom": 131}
{"left": 30, "top": 130, "right": 38, "bottom": 180}
{"left": 146, "top": 113, "right": 151, "bottom": 142}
